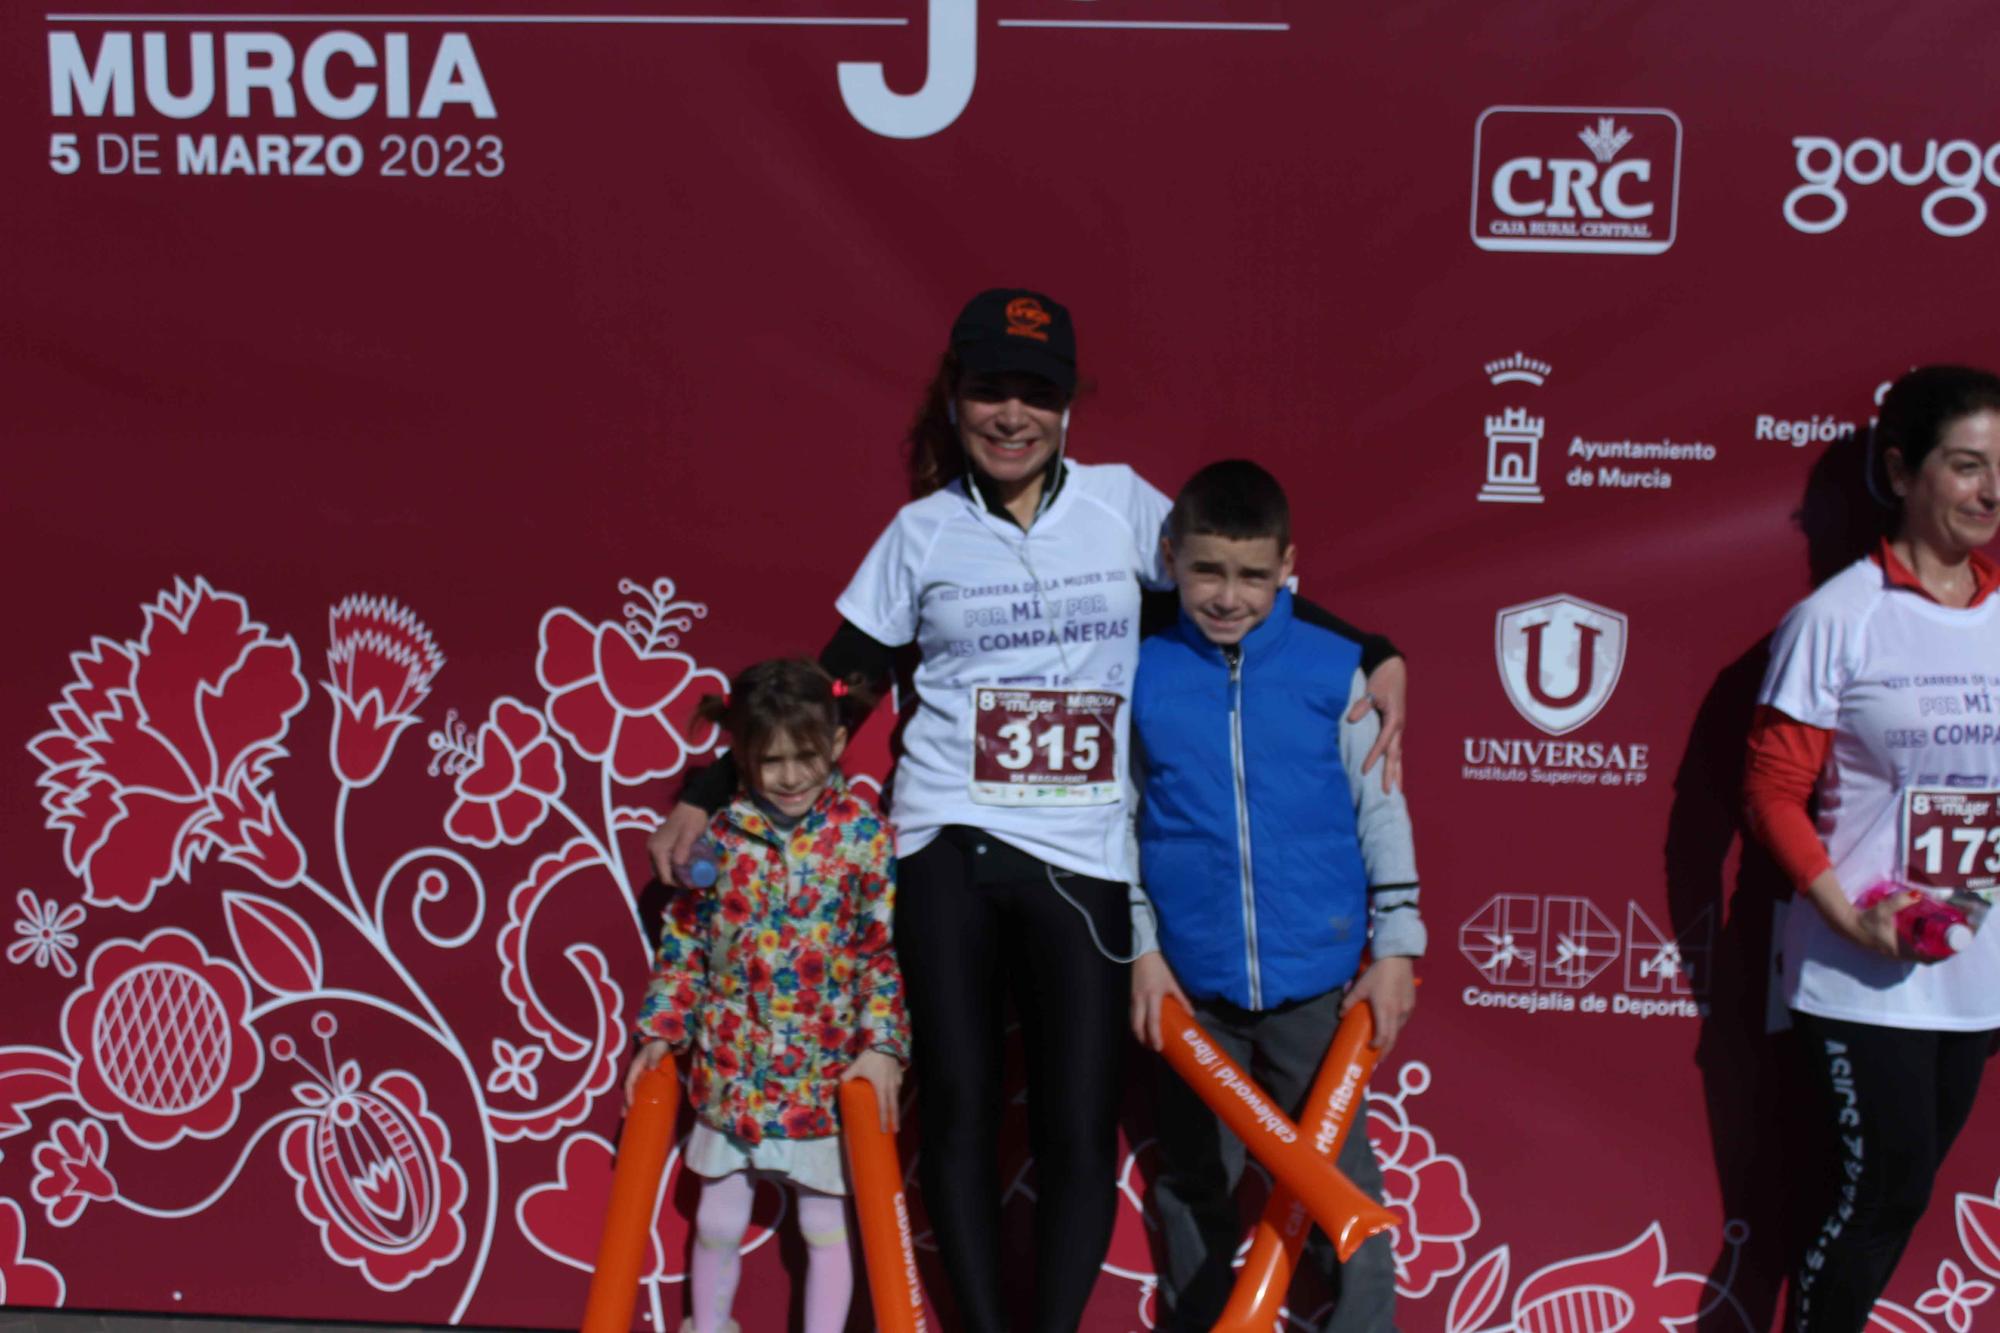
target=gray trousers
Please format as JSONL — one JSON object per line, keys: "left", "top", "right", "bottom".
{"left": 1150, "top": 987, "right": 1397, "bottom": 1333}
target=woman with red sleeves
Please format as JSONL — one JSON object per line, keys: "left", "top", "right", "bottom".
{"left": 1743, "top": 364, "right": 2000, "bottom": 1333}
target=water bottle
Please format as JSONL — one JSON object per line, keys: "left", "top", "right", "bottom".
{"left": 682, "top": 838, "right": 720, "bottom": 890}
{"left": 1856, "top": 883, "right": 1975, "bottom": 961}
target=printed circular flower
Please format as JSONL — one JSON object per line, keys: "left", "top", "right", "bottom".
{"left": 29, "top": 1118, "right": 116, "bottom": 1227}
{"left": 1369, "top": 1104, "right": 1479, "bottom": 1298}
{"left": 1919, "top": 1259, "right": 1996, "bottom": 1333}
{"left": 60, "top": 929, "right": 262, "bottom": 1148}
{"left": 445, "top": 699, "right": 564, "bottom": 847}
{"left": 536, "top": 609, "right": 725, "bottom": 782}
{"left": 29, "top": 578, "right": 308, "bottom": 909}
{"left": 8, "top": 890, "right": 86, "bottom": 979}
{"left": 324, "top": 594, "right": 444, "bottom": 787}
{"left": 280, "top": 1070, "right": 468, "bottom": 1291}
{"left": 486, "top": 1038, "right": 543, "bottom": 1100}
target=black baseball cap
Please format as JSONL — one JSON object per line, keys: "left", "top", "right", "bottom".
{"left": 949, "top": 288, "right": 1077, "bottom": 396}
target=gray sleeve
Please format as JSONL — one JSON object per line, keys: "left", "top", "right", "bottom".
{"left": 1127, "top": 729, "right": 1161, "bottom": 957}
{"left": 1342, "top": 667, "right": 1426, "bottom": 958}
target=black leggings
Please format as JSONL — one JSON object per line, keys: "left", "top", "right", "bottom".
{"left": 1789, "top": 1011, "right": 1994, "bottom": 1333}
{"left": 894, "top": 830, "right": 1131, "bottom": 1333}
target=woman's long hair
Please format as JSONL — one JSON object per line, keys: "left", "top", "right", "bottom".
{"left": 905, "top": 349, "right": 962, "bottom": 499}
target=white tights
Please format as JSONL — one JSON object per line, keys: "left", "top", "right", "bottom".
{"left": 689, "top": 1172, "right": 852, "bottom": 1333}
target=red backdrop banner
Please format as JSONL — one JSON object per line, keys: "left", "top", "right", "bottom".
{"left": 7, "top": 2, "right": 2000, "bottom": 1330}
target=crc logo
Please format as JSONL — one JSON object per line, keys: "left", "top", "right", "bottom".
{"left": 1494, "top": 594, "right": 1628, "bottom": 735}
{"left": 1471, "top": 106, "right": 1682, "bottom": 254}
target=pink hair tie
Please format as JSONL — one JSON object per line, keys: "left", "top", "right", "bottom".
{"left": 830, "top": 680, "right": 849, "bottom": 698}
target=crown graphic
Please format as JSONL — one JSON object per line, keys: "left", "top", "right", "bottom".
{"left": 1485, "top": 407, "right": 1545, "bottom": 439}
{"left": 1483, "top": 352, "right": 1553, "bottom": 387}
{"left": 1577, "top": 116, "right": 1633, "bottom": 164}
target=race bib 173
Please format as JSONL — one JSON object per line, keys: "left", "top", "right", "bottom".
{"left": 1904, "top": 788, "right": 2000, "bottom": 892}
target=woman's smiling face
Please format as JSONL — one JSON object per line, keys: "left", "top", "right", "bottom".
{"left": 955, "top": 371, "right": 1067, "bottom": 490}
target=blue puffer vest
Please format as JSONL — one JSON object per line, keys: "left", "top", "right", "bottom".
{"left": 1133, "top": 588, "right": 1366, "bottom": 1009}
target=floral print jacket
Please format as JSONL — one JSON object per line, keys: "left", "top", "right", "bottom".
{"left": 635, "top": 771, "right": 908, "bottom": 1145}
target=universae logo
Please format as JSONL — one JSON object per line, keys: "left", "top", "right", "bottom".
{"left": 1471, "top": 106, "right": 1683, "bottom": 254}
{"left": 1493, "top": 594, "right": 1628, "bottom": 735}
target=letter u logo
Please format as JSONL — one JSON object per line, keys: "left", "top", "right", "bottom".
{"left": 1493, "top": 593, "right": 1628, "bottom": 735}
{"left": 1522, "top": 620, "right": 1600, "bottom": 708}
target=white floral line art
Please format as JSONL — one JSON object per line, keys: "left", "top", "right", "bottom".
{"left": 9, "top": 575, "right": 725, "bottom": 1320}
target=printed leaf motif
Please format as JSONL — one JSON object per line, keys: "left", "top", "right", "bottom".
{"left": 1958, "top": 1187, "right": 2000, "bottom": 1280}
{"left": 222, "top": 892, "right": 323, "bottom": 995}
{"left": 0, "top": 1048, "right": 76, "bottom": 1138}
{"left": 1450, "top": 1245, "right": 1512, "bottom": 1333}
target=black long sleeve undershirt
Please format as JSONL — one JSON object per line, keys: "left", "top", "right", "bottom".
{"left": 675, "top": 605, "right": 1400, "bottom": 812}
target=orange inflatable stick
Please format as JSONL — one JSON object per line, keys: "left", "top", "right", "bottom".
{"left": 1213, "top": 1000, "right": 1380, "bottom": 1331}
{"left": 839, "top": 1079, "right": 929, "bottom": 1333}
{"left": 581, "top": 1060, "right": 680, "bottom": 1333}
{"left": 1156, "top": 995, "right": 1396, "bottom": 1264}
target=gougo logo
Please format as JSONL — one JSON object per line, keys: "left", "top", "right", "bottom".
{"left": 1785, "top": 136, "right": 2000, "bottom": 237}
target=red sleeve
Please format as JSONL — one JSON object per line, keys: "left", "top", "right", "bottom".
{"left": 1742, "top": 704, "right": 1834, "bottom": 891}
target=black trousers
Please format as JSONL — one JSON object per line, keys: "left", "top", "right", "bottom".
{"left": 894, "top": 829, "right": 1131, "bottom": 1333}
{"left": 1788, "top": 1011, "right": 1995, "bottom": 1333}
{"left": 1149, "top": 989, "right": 1396, "bottom": 1333}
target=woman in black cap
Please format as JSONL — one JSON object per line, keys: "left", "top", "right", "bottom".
{"left": 651, "top": 288, "right": 1405, "bottom": 1331}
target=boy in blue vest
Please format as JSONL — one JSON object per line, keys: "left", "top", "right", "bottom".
{"left": 1130, "top": 459, "right": 1423, "bottom": 1333}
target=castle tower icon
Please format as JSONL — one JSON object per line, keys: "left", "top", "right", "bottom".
{"left": 1478, "top": 406, "right": 1546, "bottom": 504}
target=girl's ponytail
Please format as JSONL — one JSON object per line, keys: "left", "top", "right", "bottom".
{"left": 711, "top": 659, "right": 870, "bottom": 778}
{"left": 830, "top": 671, "right": 878, "bottom": 732}
{"left": 692, "top": 690, "right": 733, "bottom": 730}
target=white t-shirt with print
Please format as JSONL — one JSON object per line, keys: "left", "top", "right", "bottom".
{"left": 1760, "top": 555, "right": 2000, "bottom": 1030}
{"left": 836, "top": 460, "right": 1173, "bottom": 881}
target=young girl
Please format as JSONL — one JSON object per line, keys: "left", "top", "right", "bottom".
{"left": 627, "top": 657, "right": 909, "bottom": 1333}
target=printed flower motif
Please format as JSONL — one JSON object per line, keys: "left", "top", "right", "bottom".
{"left": 444, "top": 699, "right": 564, "bottom": 847}
{"left": 28, "top": 1119, "right": 116, "bottom": 1226}
{"left": 29, "top": 578, "right": 308, "bottom": 909}
{"left": 1510, "top": 1223, "right": 1713, "bottom": 1333}
{"left": 324, "top": 594, "right": 444, "bottom": 787}
{"left": 280, "top": 1068, "right": 468, "bottom": 1291}
{"left": 1369, "top": 1085, "right": 1480, "bottom": 1298}
{"left": 60, "top": 929, "right": 262, "bottom": 1148}
{"left": 487, "top": 1038, "right": 543, "bottom": 1100}
{"left": 1918, "top": 1260, "right": 1994, "bottom": 1333}
{"left": 8, "top": 891, "right": 85, "bottom": 978}
{"left": 536, "top": 606, "right": 724, "bottom": 783}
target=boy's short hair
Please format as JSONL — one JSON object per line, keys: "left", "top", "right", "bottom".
{"left": 1168, "top": 459, "right": 1291, "bottom": 550}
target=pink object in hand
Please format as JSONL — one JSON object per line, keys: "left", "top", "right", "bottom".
{"left": 1856, "top": 882, "right": 1973, "bottom": 961}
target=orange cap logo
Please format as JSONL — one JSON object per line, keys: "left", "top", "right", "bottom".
{"left": 1004, "top": 296, "right": 1052, "bottom": 342}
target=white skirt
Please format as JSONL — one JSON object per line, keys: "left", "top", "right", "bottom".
{"left": 682, "top": 1121, "right": 850, "bottom": 1196}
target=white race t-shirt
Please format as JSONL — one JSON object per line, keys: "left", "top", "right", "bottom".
{"left": 1760, "top": 555, "right": 2000, "bottom": 1030}
{"left": 836, "top": 459, "right": 1173, "bottom": 881}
